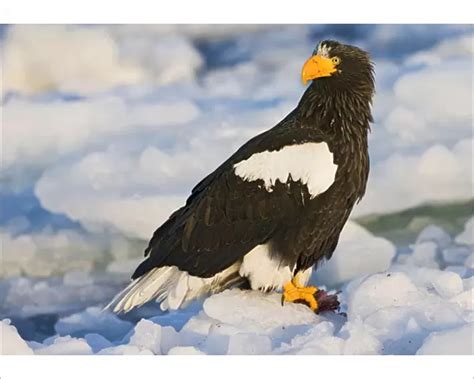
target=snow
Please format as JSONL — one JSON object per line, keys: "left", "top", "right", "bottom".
{"left": 126, "top": 319, "right": 163, "bottom": 354}
{"left": 1, "top": 220, "right": 473, "bottom": 355}
{"left": 401, "top": 241, "right": 440, "bottom": 269}
{"left": 430, "top": 271, "right": 463, "bottom": 298}
{"left": 98, "top": 345, "right": 153, "bottom": 355}
{"left": 34, "top": 335, "right": 92, "bottom": 355}
{"left": 416, "top": 225, "right": 452, "bottom": 248}
{"left": 54, "top": 306, "right": 134, "bottom": 342}
{"left": 2, "top": 25, "right": 469, "bottom": 241}
{"left": 0, "top": 320, "right": 34, "bottom": 354}
{"left": 227, "top": 333, "right": 273, "bottom": 354}
{"left": 1, "top": 25, "right": 472, "bottom": 358}
{"left": 167, "top": 346, "right": 206, "bottom": 355}
{"left": 346, "top": 272, "right": 424, "bottom": 319}
{"left": 315, "top": 221, "right": 396, "bottom": 287}
{"left": 456, "top": 217, "right": 474, "bottom": 245}
{"left": 416, "top": 324, "right": 474, "bottom": 354}
{"left": 442, "top": 246, "right": 472, "bottom": 266}
{"left": 203, "top": 289, "right": 318, "bottom": 330}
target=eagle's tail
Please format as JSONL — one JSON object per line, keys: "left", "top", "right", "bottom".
{"left": 104, "top": 266, "right": 179, "bottom": 313}
{"left": 104, "top": 263, "right": 243, "bottom": 314}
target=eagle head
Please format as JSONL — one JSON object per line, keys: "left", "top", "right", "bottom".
{"left": 301, "top": 40, "right": 375, "bottom": 98}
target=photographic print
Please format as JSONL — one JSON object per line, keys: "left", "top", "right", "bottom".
{"left": 0, "top": 23, "right": 473, "bottom": 359}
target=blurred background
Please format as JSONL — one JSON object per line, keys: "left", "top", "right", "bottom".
{"left": 0, "top": 24, "right": 473, "bottom": 342}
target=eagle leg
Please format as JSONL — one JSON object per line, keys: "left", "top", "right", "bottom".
{"left": 281, "top": 274, "right": 319, "bottom": 311}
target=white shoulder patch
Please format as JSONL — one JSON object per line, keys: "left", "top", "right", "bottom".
{"left": 233, "top": 142, "right": 337, "bottom": 199}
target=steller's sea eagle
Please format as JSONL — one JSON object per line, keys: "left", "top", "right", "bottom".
{"left": 107, "top": 40, "right": 375, "bottom": 314}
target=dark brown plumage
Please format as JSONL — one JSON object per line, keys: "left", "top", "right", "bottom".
{"left": 107, "top": 39, "right": 375, "bottom": 313}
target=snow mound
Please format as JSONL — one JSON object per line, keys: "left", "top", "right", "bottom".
{"left": 430, "top": 271, "right": 463, "bottom": 298}
{"left": 456, "top": 217, "right": 474, "bottom": 245}
{"left": 416, "top": 225, "right": 452, "bottom": 248}
{"left": 0, "top": 273, "right": 126, "bottom": 319}
{"left": 1, "top": 220, "right": 473, "bottom": 355}
{"left": 346, "top": 272, "right": 424, "bottom": 319}
{"left": 98, "top": 345, "right": 154, "bottom": 355}
{"left": 3, "top": 262, "right": 473, "bottom": 355}
{"left": 0, "top": 320, "right": 33, "bottom": 354}
{"left": 34, "top": 335, "right": 92, "bottom": 355}
{"left": 442, "top": 246, "right": 472, "bottom": 266}
{"left": 55, "top": 306, "right": 134, "bottom": 342}
{"left": 203, "top": 289, "right": 318, "bottom": 330}
{"left": 125, "top": 319, "right": 179, "bottom": 354}
{"left": 315, "top": 221, "right": 396, "bottom": 287}
{"left": 403, "top": 241, "right": 440, "bottom": 269}
{"left": 416, "top": 323, "right": 474, "bottom": 354}
{"left": 168, "top": 346, "right": 205, "bottom": 355}
{"left": 396, "top": 221, "right": 474, "bottom": 270}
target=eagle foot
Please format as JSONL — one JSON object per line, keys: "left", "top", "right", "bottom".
{"left": 281, "top": 280, "right": 341, "bottom": 314}
{"left": 281, "top": 280, "right": 319, "bottom": 311}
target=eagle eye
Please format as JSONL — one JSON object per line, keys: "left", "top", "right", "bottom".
{"left": 331, "top": 56, "right": 341, "bottom": 65}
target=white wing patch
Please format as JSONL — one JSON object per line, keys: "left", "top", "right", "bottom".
{"left": 233, "top": 142, "right": 337, "bottom": 199}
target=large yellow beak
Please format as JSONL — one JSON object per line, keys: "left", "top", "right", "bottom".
{"left": 301, "top": 55, "right": 337, "bottom": 85}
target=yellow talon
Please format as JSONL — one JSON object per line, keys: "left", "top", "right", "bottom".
{"left": 282, "top": 276, "right": 319, "bottom": 311}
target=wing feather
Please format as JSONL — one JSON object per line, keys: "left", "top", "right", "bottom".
{"left": 132, "top": 111, "right": 333, "bottom": 279}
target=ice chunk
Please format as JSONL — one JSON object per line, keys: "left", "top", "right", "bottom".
{"left": 179, "top": 312, "right": 214, "bottom": 347}
{"left": 450, "top": 290, "right": 474, "bottom": 311}
{"left": 416, "top": 225, "right": 451, "bottom": 248}
{"left": 0, "top": 319, "right": 33, "bottom": 354}
{"left": 464, "top": 253, "right": 474, "bottom": 269}
{"left": 160, "top": 326, "right": 180, "bottom": 354}
{"left": 127, "top": 319, "right": 162, "bottom": 354}
{"left": 338, "top": 319, "right": 382, "bottom": 355}
{"left": 227, "top": 333, "right": 272, "bottom": 354}
{"left": 1, "top": 274, "right": 125, "bottom": 319}
{"left": 442, "top": 246, "right": 472, "bottom": 266}
{"left": 413, "top": 300, "right": 465, "bottom": 331}
{"left": 463, "top": 277, "right": 474, "bottom": 290}
{"left": 55, "top": 306, "right": 134, "bottom": 342}
{"left": 455, "top": 217, "right": 474, "bottom": 245}
{"left": 201, "top": 323, "right": 241, "bottom": 354}
{"left": 84, "top": 333, "right": 112, "bottom": 353}
{"left": 277, "top": 321, "right": 344, "bottom": 354}
{"left": 346, "top": 272, "right": 423, "bottom": 319}
{"left": 1, "top": 229, "right": 99, "bottom": 278}
{"left": 316, "top": 221, "right": 396, "bottom": 287}
{"left": 406, "top": 241, "right": 440, "bottom": 269}
{"left": 202, "top": 289, "right": 318, "bottom": 331}
{"left": 431, "top": 271, "right": 463, "bottom": 298}
{"left": 34, "top": 335, "right": 92, "bottom": 355}
{"left": 98, "top": 345, "right": 153, "bottom": 355}
{"left": 125, "top": 319, "right": 178, "bottom": 355}
{"left": 381, "top": 316, "right": 428, "bottom": 355}
{"left": 168, "top": 346, "right": 206, "bottom": 355}
{"left": 444, "top": 265, "right": 467, "bottom": 277}
{"left": 417, "top": 323, "right": 474, "bottom": 354}
{"left": 63, "top": 271, "right": 94, "bottom": 287}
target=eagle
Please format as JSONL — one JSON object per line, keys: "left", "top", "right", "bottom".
{"left": 107, "top": 40, "right": 375, "bottom": 314}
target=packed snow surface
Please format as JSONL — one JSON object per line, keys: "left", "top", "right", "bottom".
{"left": 1, "top": 220, "right": 473, "bottom": 355}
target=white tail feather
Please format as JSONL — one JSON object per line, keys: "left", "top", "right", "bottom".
{"left": 104, "top": 267, "right": 180, "bottom": 313}
{"left": 104, "top": 263, "right": 242, "bottom": 314}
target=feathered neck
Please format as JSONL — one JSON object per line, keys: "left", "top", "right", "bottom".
{"left": 297, "top": 78, "right": 374, "bottom": 135}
